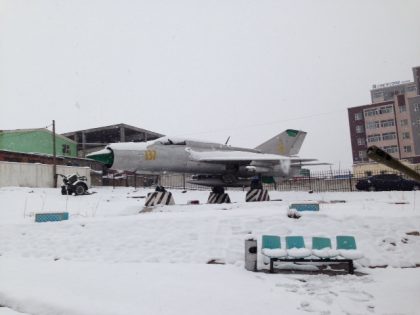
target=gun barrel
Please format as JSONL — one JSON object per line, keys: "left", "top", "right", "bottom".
{"left": 366, "top": 146, "right": 420, "bottom": 181}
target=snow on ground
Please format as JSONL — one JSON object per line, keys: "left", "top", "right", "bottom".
{"left": 0, "top": 187, "right": 419, "bottom": 314}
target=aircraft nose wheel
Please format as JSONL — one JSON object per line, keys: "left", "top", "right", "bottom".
{"left": 211, "top": 186, "right": 225, "bottom": 194}
{"left": 250, "top": 178, "right": 263, "bottom": 190}
{"left": 155, "top": 185, "right": 167, "bottom": 192}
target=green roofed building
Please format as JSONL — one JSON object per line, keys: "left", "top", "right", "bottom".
{"left": 0, "top": 128, "right": 77, "bottom": 157}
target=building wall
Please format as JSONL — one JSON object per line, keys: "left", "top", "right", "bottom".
{"left": 348, "top": 106, "right": 368, "bottom": 163}
{"left": 370, "top": 82, "right": 417, "bottom": 103}
{"left": 350, "top": 67, "right": 420, "bottom": 165}
{"left": 395, "top": 94, "right": 414, "bottom": 159}
{"left": 363, "top": 102, "right": 399, "bottom": 158}
{"left": 0, "top": 161, "right": 91, "bottom": 188}
{"left": 0, "top": 130, "right": 77, "bottom": 157}
{"left": 413, "top": 66, "right": 420, "bottom": 93}
{"left": 349, "top": 99, "right": 420, "bottom": 163}
{"left": 408, "top": 95, "right": 420, "bottom": 156}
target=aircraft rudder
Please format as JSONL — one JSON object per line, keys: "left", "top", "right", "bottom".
{"left": 255, "top": 129, "right": 307, "bottom": 156}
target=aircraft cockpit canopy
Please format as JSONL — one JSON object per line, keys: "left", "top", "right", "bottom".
{"left": 157, "top": 137, "right": 187, "bottom": 146}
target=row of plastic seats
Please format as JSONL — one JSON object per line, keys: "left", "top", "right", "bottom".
{"left": 261, "top": 235, "right": 363, "bottom": 260}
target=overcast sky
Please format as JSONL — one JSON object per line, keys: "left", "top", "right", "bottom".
{"left": 1, "top": 0, "right": 419, "bottom": 169}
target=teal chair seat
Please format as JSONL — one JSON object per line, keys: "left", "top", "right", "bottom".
{"left": 286, "top": 236, "right": 311, "bottom": 258}
{"left": 262, "top": 235, "right": 286, "bottom": 258}
{"left": 336, "top": 236, "right": 363, "bottom": 260}
{"left": 311, "top": 237, "right": 338, "bottom": 258}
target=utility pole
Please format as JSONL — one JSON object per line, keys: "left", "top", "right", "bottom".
{"left": 52, "top": 120, "right": 57, "bottom": 188}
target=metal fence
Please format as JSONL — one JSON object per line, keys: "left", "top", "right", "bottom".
{"left": 99, "top": 168, "right": 418, "bottom": 192}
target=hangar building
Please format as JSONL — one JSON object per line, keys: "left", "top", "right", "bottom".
{"left": 62, "top": 123, "right": 164, "bottom": 157}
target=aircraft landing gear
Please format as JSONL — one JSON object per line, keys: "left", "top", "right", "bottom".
{"left": 212, "top": 186, "right": 225, "bottom": 194}
{"left": 246, "top": 178, "right": 270, "bottom": 202}
{"left": 208, "top": 186, "right": 231, "bottom": 204}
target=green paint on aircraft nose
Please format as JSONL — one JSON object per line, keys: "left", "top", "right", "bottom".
{"left": 86, "top": 149, "right": 114, "bottom": 168}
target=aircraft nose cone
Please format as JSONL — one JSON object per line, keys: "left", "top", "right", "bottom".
{"left": 86, "top": 148, "right": 114, "bottom": 168}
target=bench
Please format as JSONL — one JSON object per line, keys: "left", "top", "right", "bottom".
{"left": 261, "top": 235, "right": 363, "bottom": 274}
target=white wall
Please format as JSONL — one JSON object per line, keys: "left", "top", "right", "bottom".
{"left": 0, "top": 161, "right": 91, "bottom": 188}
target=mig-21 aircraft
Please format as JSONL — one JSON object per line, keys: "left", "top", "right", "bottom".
{"left": 87, "top": 129, "right": 321, "bottom": 194}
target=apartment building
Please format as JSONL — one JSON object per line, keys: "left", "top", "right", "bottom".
{"left": 348, "top": 66, "right": 420, "bottom": 165}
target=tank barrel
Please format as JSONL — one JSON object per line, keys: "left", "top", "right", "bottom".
{"left": 366, "top": 145, "right": 420, "bottom": 181}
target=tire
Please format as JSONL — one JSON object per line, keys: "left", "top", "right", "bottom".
{"left": 74, "top": 183, "right": 87, "bottom": 195}
{"left": 212, "top": 186, "right": 225, "bottom": 194}
{"left": 250, "top": 179, "right": 263, "bottom": 189}
{"left": 155, "top": 185, "right": 166, "bottom": 193}
{"left": 413, "top": 185, "right": 420, "bottom": 191}
{"left": 368, "top": 186, "right": 376, "bottom": 192}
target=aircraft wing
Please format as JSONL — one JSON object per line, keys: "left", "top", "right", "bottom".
{"left": 292, "top": 162, "right": 331, "bottom": 166}
{"left": 188, "top": 149, "right": 289, "bottom": 164}
{"left": 290, "top": 158, "right": 318, "bottom": 163}
{"left": 290, "top": 158, "right": 330, "bottom": 167}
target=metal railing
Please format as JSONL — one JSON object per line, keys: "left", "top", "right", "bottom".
{"left": 96, "top": 169, "right": 419, "bottom": 192}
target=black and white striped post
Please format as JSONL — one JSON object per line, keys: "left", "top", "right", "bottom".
{"left": 144, "top": 191, "right": 175, "bottom": 206}
{"left": 246, "top": 189, "right": 270, "bottom": 202}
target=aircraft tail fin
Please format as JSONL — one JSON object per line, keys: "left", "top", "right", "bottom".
{"left": 255, "top": 129, "right": 307, "bottom": 156}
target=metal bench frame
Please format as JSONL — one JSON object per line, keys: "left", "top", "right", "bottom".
{"left": 269, "top": 257, "right": 354, "bottom": 274}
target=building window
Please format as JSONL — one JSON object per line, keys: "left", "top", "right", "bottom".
{"left": 357, "top": 138, "right": 365, "bottom": 145}
{"left": 367, "top": 134, "right": 381, "bottom": 143}
{"left": 379, "top": 105, "right": 393, "bottom": 114}
{"left": 62, "top": 144, "right": 71, "bottom": 155}
{"left": 355, "top": 125, "right": 364, "bottom": 133}
{"left": 383, "top": 146, "right": 398, "bottom": 154}
{"left": 359, "top": 151, "right": 367, "bottom": 159}
{"left": 414, "top": 104, "right": 420, "bottom": 112}
{"left": 380, "top": 119, "right": 395, "bottom": 128}
{"left": 400, "top": 119, "right": 408, "bottom": 127}
{"left": 366, "top": 121, "right": 380, "bottom": 129}
{"left": 373, "top": 92, "right": 383, "bottom": 99}
{"left": 403, "top": 145, "right": 412, "bottom": 153}
{"left": 406, "top": 86, "right": 416, "bottom": 92}
{"left": 364, "top": 108, "right": 379, "bottom": 117}
{"left": 354, "top": 112, "right": 363, "bottom": 120}
{"left": 402, "top": 132, "right": 410, "bottom": 139}
{"left": 382, "top": 132, "right": 396, "bottom": 141}
{"left": 399, "top": 105, "right": 407, "bottom": 113}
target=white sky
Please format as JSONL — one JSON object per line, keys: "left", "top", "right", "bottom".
{"left": 1, "top": 0, "right": 420, "bottom": 169}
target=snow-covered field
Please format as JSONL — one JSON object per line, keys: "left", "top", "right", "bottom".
{"left": 0, "top": 187, "right": 419, "bottom": 315}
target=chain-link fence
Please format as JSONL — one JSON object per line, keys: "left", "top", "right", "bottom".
{"left": 98, "top": 168, "right": 420, "bottom": 192}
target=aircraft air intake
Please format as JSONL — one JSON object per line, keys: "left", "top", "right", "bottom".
{"left": 86, "top": 147, "right": 114, "bottom": 168}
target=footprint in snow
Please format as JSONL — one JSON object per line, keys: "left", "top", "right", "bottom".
{"left": 298, "top": 300, "right": 330, "bottom": 314}
{"left": 340, "top": 289, "right": 374, "bottom": 302}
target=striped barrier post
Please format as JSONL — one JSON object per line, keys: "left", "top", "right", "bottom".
{"left": 246, "top": 189, "right": 270, "bottom": 202}
{"left": 207, "top": 192, "right": 231, "bottom": 204}
{"left": 144, "top": 191, "right": 175, "bottom": 206}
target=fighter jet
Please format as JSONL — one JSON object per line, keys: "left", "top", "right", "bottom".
{"left": 87, "top": 129, "right": 319, "bottom": 192}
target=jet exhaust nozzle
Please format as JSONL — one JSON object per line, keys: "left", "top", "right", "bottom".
{"left": 366, "top": 145, "right": 420, "bottom": 181}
